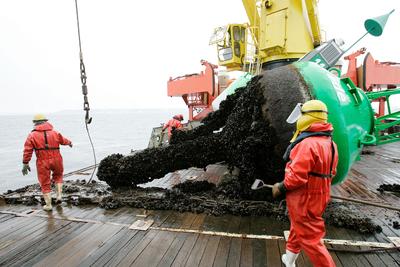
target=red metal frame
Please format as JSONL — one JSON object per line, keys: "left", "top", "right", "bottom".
{"left": 167, "top": 60, "right": 219, "bottom": 121}
{"left": 344, "top": 47, "right": 366, "bottom": 86}
{"left": 345, "top": 51, "right": 400, "bottom": 117}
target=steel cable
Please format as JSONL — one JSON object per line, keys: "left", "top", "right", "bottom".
{"left": 74, "top": 0, "right": 97, "bottom": 183}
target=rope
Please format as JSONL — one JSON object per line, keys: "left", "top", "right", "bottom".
{"left": 74, "top": 0, "right": 97, "bottom": 183}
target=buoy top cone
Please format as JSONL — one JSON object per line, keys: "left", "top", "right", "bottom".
{"left": 364, "top": 9, "right": 395, "bottom": 36}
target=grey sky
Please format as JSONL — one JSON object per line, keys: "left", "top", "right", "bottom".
{"left": 0, "top": 0, "right": 399, "bottom": 114}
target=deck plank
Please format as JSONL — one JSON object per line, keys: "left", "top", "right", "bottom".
{"left": 33, "top": 223, "right": 115, "bottom": 267}
{"left": 157, "top": 232, "right": 190, "bottom": 267}
{"left": 248, "top": 215, "right": 268, "bottom": 267}
{"left": 183, "top": 234, "right": 210, "bottom": 267}
{"left": 131, "top": 230, "right": 177, "bottom": 267}
{"left": 19, "top": 222, "right": 93, "bottom": 267}
{"left": 373, "top": 217, "right": 400, "bottom": 265}
{"left": 0, "top": 219, "right": 72, "bottom": 265}
{"left": 238, "top": 216, "right": 253, "bottom": 267}
{"left": 199, "top": 236, "right": 221, "bottom": 267}
{"left": 110, "top": 229, "right": 158, "bottom": 267}
{"left": 0, "top": 215, "right": 43, "bottom": 238}
{"left": 156, "top": 213, "right": 198, "bottom": 266}
{"left": 240, "top": 238, "right": 253, "bottom": 267}
{"left": 98, "top": 230, "right": 146, "bottom": 267}
{"left": 265, "top": 239, "right": 282, "bottom": 267}
{"left": 171, "top": 233, "right": 199, "bottom": 267}
{"left": 0, "top": 214, "right": 14, "bottom": 223}
{"left": 251, "top": 239, "right": 266, "bottom": 267}
{"left": 211, "top": 214, "right": 240, "bottom": 267}
{"left": 77, "top": 227, "right": 132, "bottom": 266}
{"left": 225, "top": 214, "right": 242, "bottom": 267}
{"left": 341, "top": 225, "right": 390, "bottom": 267}
{"left": 130, "top": 212, "right": 190, "bottom": 267}
{"left": 324, "top": 244, "right": 344, "bottom": 267}
{"left": 212, "top": 237, "right": 231, "bottom": 267}
{"left": 226, "top": 238, "right": 242, "bottom": 267}
{"left": 0, "top": 218, "right": 48, "bottom": 253}
{"left": 327, "top": 227, "right": 368, "bottom": 267}
{"left": 31, "top": 222, "right": 99, "bottom": 265}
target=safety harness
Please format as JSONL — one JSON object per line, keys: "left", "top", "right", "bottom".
{"left": 31, "top": 130, "right": 60, "bottom": 151}
{"left": 283, "top": 131, "right": 336, "bottom": 179}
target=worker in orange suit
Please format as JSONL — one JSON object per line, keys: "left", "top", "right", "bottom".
{"left": 22, "top": 114, "right": 73, "bottom": 211}
{"left": 272, "top": 100, "right": 338, "bottom": 267}
{"left": 162, "top": 114, "right": 184, "bottom": 139}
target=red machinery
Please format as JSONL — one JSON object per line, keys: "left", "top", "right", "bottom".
{"left": 167, "top": 60, "right": 230, "bottom": 121}
{"left": 168, "top": 49, "right": 400, "bottom": 121}
{"left": 345, "top": 50, "right": 400, "bottom": 117}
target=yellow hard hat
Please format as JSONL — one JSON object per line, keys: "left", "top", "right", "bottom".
{"left": 32, "top": 114, "right": 48, "bottom": 122}
{"left": 289, "top": 100, "right": 328, "bottom": 142}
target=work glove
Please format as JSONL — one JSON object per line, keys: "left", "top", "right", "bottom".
{"left": 272, "top": 182, "right": 282, "bottom": 198}
{"left": 22, "top": 164, "right": 31, "bottom": 176}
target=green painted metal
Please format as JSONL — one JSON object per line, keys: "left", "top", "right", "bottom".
{"left": 294, "top": 62, "right": 375, "bottom": 184}
{"left": 225, "top": 72, "right": 253, "bottom": 95}
{"left": 212, "top": 72, "right": 253, "bottom": 110}
{"left": 364, "top": 9, "right": 395, "bottom": 37}
{"left": 366, "top": 88, "right": 400, "bottom": 100}
{"left": 366, "top": 88, "right": 400, "bottom": 145}
{"left": 328, "top": 67, "right": 342, "bottom": 77}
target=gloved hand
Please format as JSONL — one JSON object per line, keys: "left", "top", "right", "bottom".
{"left": 272, "top": 183, "right": 282, "bottom": 198}
{"left": 22, "top": 164, "right": 31, "bottom": 176}
{"left": 69, "top": 143, "right": 73, "bottom": 148}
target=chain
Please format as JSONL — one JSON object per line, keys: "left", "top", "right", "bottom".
{"left": 79, "top": 54, "right": 92, "bottom": 124}
{"left": 75, "top": 0, "right": 96, "bottom": 183}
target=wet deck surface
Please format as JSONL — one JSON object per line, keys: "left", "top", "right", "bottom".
{"left": 0, "top": 204, "right": 399, "bottom": 267}
{"left": 333, "top": 143, "right": 400, "bottom": 207}
{"left": 0, "top": 143, "right": 400, "bottom": 266}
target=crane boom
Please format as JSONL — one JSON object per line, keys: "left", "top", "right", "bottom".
{"left": 241, "top": 0, "right": 260, "bottom": 43}
{"left": 304, "top": 0, "right": 322, "bottom": 47}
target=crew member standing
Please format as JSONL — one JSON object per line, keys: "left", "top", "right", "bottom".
{"left": 22, "top": 114, "right": 73, "bottom": 211}
{"left": 162, "top": 114, "right": 184, "bottom": 139}
{"left": 272, "top": 100, "right": 338, "bottom": 267}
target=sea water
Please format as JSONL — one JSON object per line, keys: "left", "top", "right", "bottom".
{"left": 0, "top": 109, "right": 185, "bottom": 193}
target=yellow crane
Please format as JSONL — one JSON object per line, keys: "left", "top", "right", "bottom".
{"left": 210, "top": 0, "right": 323, "bottom": 72}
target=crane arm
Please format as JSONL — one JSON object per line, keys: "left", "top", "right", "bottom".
{"left": 242, "top": 0, "right": 260, "bottom": 43}
{"left": 304, "top": 0, "right": 322, "bottom": 47}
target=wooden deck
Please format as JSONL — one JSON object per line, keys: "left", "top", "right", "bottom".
{"left": 333, "top": 142, "right": 400, "bottom": 207}
{"left": 0, "top": 143, "right": 400, "bottom": 266}
{"left": 0, "top": 204, "right": 399, "bottom": 267}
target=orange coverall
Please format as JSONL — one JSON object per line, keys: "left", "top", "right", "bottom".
{"left": 23, "top": 122, "right": 72, "bottom": 193}
{"left": 162, "top": 118, "right": 183, "bottom": 138}
{"left": 282, "top": 122, "right": 338, "bottom": 267}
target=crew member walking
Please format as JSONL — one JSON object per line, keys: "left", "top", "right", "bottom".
{"left": 22, "top": 114, "right": 73, "bottom": 211}
{"left": 272, "top": 100, "right": 338, "bottom": 267}
{"left": 162, "top": 114, "right": 184, "bottom": 139}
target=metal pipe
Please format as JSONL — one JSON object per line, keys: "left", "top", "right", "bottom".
{"left": 257, "top": 181, "right": 400, "bottom": 211}
{"left": 330, "top": 194, "right": 400, "bottom": 212}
